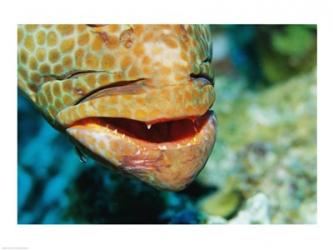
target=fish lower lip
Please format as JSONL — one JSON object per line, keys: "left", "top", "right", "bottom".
{"left": 69, "top": 111, "right": 213, "bottom": 143}
{"left": 67, "top": 111, "right": 216, "bottom": 190}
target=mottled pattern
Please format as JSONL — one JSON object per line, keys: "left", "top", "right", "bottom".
{"left": 18, "top": 24, "right": 216, "bottom": 190}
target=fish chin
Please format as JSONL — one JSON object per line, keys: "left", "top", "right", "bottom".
{"left": 66, "top": 111, "right": 216, "bottom": 191}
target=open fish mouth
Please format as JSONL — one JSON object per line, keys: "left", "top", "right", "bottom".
{"left": 72, "top": 110, "right": 212, "bottom": 141}
{"left": 56, "top": 75, "right": 216, "bottom": 191}
{"left": 69, "top": 110, "right": 214, "bottom": 145}
{"left": 67, "top": 111, "right": 216, "bottom": 191}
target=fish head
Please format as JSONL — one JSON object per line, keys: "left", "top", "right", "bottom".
{"left": 18, "top": 24, "right": 216, "bottom": 191}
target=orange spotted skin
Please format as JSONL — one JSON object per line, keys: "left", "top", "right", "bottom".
{"left": 18, "top": 24, "right": 216, "bottom": 191}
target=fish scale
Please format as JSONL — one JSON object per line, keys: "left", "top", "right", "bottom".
{"left": 18, "top": 24, "right": 216, "bottom": 190}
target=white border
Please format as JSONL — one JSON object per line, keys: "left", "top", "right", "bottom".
{"left": 1, "top": 0, "right": 332, "bottom": 249}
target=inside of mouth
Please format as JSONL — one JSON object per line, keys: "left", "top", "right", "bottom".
{"left": 71, "top": 112, "right": 210, "bottom": 143}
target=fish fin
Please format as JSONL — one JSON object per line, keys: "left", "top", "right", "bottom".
{"left": 74, "top": 145, "right": 88, "bottom": 164}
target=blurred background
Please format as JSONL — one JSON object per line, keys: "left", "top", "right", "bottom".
{"left": 18, "top": 25, "right": 317, "bottom": 224}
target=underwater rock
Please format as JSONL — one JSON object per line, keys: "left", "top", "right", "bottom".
{"left": 20, "top": 123, "right": 59, "bottom": 178}
{"left": 64, "top": 166, "right": 206, "bottom": 224}
{"left": 167, "top": 208, "right": 203, "bottom": 224}
{"left": 198, "top": 70, "right": 316, "bottom": 224}
{"left": 18, "top": 167, "right": 32, "bottom": 210}
{"left": 204, "top": 193, "right": 271, "bottom": 224}
{"left": 299, "top": 200, "right": 316, "bottom": 224}
{"left": 41, "top": 208, "right": 61, "bottom": 224}
{"left": 18, "top": 94, "right": 84, "bottom": 223}
{"left": 200, "top": 190, "right": 243, "bottom": 219}
{"left": 41, "top": 176, "right": 68, "bottom": 205}
{"left": 260, "top": 25, "right": 316, "bottom": 84}
{"left": 205, "top": 215, "right": 227, "bottom": 224}
{"left": 229, "top": 193, "right": 271, "bottom": 224}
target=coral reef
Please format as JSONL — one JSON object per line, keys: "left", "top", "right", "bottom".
{"left": 199, "top": 70, "right": 317, "bottom": 223}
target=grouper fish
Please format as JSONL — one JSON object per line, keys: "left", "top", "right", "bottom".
{"left": 17, "top": 24, "right": 216, "bottom": 191}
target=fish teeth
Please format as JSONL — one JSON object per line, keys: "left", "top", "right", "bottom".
{"left": 147, "top": 124, "right": 152, "bottom": 129}
{"left": 158, "top": 145, "right": 167, "bottom": 150}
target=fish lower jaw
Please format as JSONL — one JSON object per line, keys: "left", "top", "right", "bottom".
{"left": 67, "top": 110, "right": 216, "bottom": 190}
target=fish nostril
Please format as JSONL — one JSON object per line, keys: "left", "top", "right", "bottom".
{"left": 74, "top": 87, "right": 85, "bottom": 96}
{"left": 119, "top": 28, "right": 134, "bottom": 49}
{"left": 189, "top": 73, "right": 214, "bottom": 85}
{"left": 202, "top": 56, "right": 211, "bottom": 63}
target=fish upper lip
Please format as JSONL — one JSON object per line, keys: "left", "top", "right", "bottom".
{"left": 56, "top": 77, "right": 215, "bottom": 127}
{"left": 74, "top": 76, "right": 213, "bottom": 105}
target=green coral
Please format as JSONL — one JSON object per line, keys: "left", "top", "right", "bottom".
{"left": 259, "top": 25, "right": 317, "bottom": 83}
{"left": 272, "top": 26, "right": 315, "bottom": 57}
